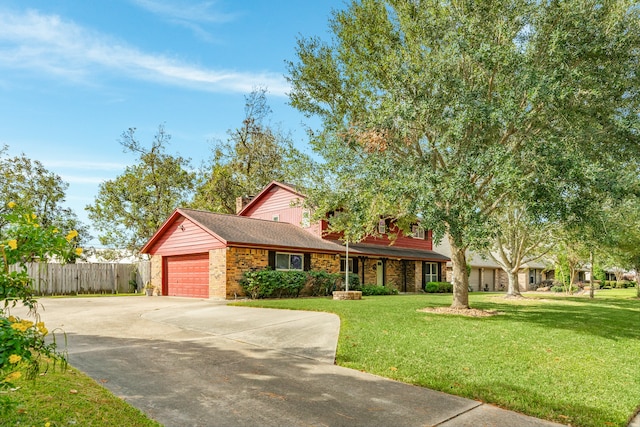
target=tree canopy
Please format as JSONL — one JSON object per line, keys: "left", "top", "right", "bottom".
{"left": 287, "top": 0, "right": 640, "bottom": 308}
{"left": 192, "top": 88, "right": 313, "bottom": 213}
{"left": 86, "top": 125, "right": 195, "bottom": 251}
{"left": 0, "top": 146, "right": 88, "bottom": 246}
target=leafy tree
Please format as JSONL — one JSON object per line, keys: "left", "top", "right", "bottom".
{"left": 485, "top": 201, "right": 555, "bottom": 297}
{"left": 192, "top": 88, "right": 313, "bottom": 213}
{"left": 287, "top": 0, "right": 640, "bottom": 308}
{"left": 0, "top": 146, "right": 89, "bottom": 249}
{"left": 86, "top": 125, "right": 195, "bottom": 251}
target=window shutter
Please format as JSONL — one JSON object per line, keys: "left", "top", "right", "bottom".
{"left": 422, "top": 261, "right": 426, "bottom": 290}
{"left": 303, "top": 253, "right": 311, "bottom": 271}
{"left": 438, "top": 262, "right": 443, "bottom": 282}
{"left": 353, "top": 258, "right": 359, "bottom": 274}
{"left": 268, "top": 251, "right": 276, "bottom": 269}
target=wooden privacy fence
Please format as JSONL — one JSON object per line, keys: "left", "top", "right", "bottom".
{"left": 9, "top": 262, "right": 151, "bottom": 295}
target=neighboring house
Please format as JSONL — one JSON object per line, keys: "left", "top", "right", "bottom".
{"left": 141, "top": 181, "right": 449, "bottom": 299}
{"left": 433, "top": 239, "right": 549, "bottom": 292}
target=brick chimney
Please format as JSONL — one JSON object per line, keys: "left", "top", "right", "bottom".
{"left": 235, "top": 196, "right": 253, "bottom": 214}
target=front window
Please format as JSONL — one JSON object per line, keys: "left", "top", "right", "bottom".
{"left": 378, "top": 219, "right": 387, "bottom": 234}
{"left": 340, "top": 257, "right": 354, "bottom": 273}
{"left": 424, "top": 262, "right": 438, "bottom": 282}
{"left": 276, "top": 252, "right": 303, "bottom": 271}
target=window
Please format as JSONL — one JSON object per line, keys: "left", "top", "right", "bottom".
{"left": 272, "top": 215, "right": 279, "bottom": 222}
{"left": 302, "top": 209, "right": 310, "bottom": 228}
{"left": 411, "top": 225, "right": 425, "bottom": 239}
{"left": 424, "top": 262, "right": 438, "bottom": 282}
{"left": 378, "top": 219, "right": 387, "bottom": 234}
{"left": 275, "top": 252, "right": 303, "bottom": 271}
{"left": 340, "top": 257, "right": 354, "bottom": 273}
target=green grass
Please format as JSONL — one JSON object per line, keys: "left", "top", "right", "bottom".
{"left": 234, "top": 289, "right": 640, "bottom": 427}
{"left": 2, "top": 365, "right": 161, "bottom": 427}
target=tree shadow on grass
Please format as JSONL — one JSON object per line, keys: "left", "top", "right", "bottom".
{"left": 473, "top": 295, "right": 640, "bottom": 341}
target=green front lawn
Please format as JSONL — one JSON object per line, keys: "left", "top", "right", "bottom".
{"left": 235, "top": 289, "right": 640, "bottom": 427}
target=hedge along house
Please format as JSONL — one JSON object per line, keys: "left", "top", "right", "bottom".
{"left": 141, "top": 181, "right": 449, "bottom": 299}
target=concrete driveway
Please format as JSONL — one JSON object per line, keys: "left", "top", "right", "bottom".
{"left": 26, "top": 296, "right": 562, "bottom": 427}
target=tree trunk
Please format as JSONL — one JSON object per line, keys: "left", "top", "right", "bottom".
{"left": 449, "top": 236, "right": 470, "bottom": 309}
{"left": 506, "top": 270, "right": 521, "bottom": 297}
{"left": 589, "top": 251, "right": 595, "bottom": 299}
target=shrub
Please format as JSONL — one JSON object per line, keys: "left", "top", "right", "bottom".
{"left": 550, "top": 285, "right": 564, "bottom": 293}
{"left": 240, "top": 269, "right": 314, "bottom": 299}
{"left": 306, "top": 271, "right": 339, "bottom": 296}
{"left": 360, "top": 284, "right": 397, "bottom": 296}
{"left": 0, "top": 203, "right": 76, "bottom": 411}
{"left": 424, "top": 282, "right": 453, "bottom": 293}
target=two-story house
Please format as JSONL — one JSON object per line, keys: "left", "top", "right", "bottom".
{"left": 140, "top": 181, "right": 449, "bottom": 299}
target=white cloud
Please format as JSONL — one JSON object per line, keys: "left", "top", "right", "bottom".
{"left": 131, "top": 0, "right": 236, "bottom": 24}
{"left": 0, "top": 9, "right": 289, "bottom": 95}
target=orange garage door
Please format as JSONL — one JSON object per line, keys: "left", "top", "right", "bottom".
{"left": 164, "top": 254, "right": 209, "bottom": 298}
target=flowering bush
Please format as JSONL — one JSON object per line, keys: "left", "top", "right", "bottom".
{"left": 0, "top": 202, "right": 80, "bottom": 394}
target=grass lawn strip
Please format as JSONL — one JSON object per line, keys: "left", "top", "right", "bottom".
{"left": 3, "top": 364, "right": 161, "bottom": 427}
{"left": 234, "top": 289, "right": 640, "bottom": 427}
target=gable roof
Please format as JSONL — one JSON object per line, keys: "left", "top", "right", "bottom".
{"left": 141, "top": 208, "right": 449, "bottom": 262}
{"left": 141, "top": 208, "right": 344, "bottom": 254}
{"left": 179, "top": 208, "right": 342, "bottom": 252}
{"left": 237, "top": 181, "right": 306, "bottom": 216}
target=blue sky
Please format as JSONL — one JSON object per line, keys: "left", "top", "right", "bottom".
{"left": 0, "top": 0, "right": 344, "bottom": 246}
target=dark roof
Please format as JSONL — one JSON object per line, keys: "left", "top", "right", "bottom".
{"left": 143, "top": 207, "right": 450, "bottom": 262}
{"left": 179, "top": 208, "right": 344, "bottom": 252}
{"left": 348, "top": 243, "right": 450, "bottom": 262}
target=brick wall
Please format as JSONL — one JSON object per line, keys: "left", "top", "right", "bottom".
{"left": 226, "top": 247, "right": 269, "bottom": 298}
{"left": 150, "top": 254, "right": 162, "bottom": 293}
{"left": 312, "top": 253, "right": 340, "bottom": 273}
{"left": 209, "top": 248, "right": 227, "bottom": 299}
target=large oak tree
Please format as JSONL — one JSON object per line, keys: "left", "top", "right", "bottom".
{"left": 287, "top": 0, "right": 640, "bottom": 308}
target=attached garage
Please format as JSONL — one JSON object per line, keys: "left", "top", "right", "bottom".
{"left": 164, "top": 254, "right": 209, "bottom": 298}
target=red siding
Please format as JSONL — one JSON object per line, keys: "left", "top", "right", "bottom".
{"left": 146, "top": 217, "right": 225, "bottom": 256}
{"left": 241, "top": 186, "right": 303, "bottom": 219}
{"left": 239, "top": 186, "right": 322, "bottom": 234}
{"left": 322, "top": 221, "right": 433, "bottom": 250}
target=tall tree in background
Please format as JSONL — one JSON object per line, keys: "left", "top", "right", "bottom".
{"left": 192, "top": 88, "right": 312, "bottom": 213}
{"left": 86, "top": 125, "right": 195, "bottom": 251}
{"left": 287, "top": 0, "right": 640, "bottom": 309}
{"left": 486, "top": 201, "right": 556, "bottom": 297}
{"left": 0, "top": 146, "right": 88, "bottom": 245}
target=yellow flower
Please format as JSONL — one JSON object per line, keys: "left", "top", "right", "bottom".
{"left": 10, "top": 320, "right": 33, "bottom": 332}
{"left": 45, "top": 423, "right": 51, "bottom": 427}
{"left": 7, "top": 315, "right": 16, "bottom": 322}
{"left": 75, "top": 247, "right": 83, "bottom": 256}
{"left": 33, "top": 223, "right": 40, "bottom": 228}
{"left": 7, "top": 239, "right": 17, "bottom": 250}
{"left": 8, "top": 354, "right": 21, "bottom": 364}
{"left": 7, "top": 201, "right": 15, "bottom": 209}
{"left": 53, "top": 228, "right": 59, "bottom": 233}
{"left": 36, "top": 322, "right": 48, "bottom": 336}
{"left": 3, "top": 371, "right": 21, "bottom": 382}
{"left": 66, "top": 230, "right": 78, "bottom": 242}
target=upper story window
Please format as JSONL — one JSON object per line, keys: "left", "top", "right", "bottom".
{"left": 378, "top": 219, "right": 387, "bottom": 234}
{"left": 302, "top": 209, "right": 310, "bottom": 228}
{"left": 275, "top": 252, "right": 303, "bottom": 271}
{"left": 411, "top": 225, "right": 425, "bottom": 239}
